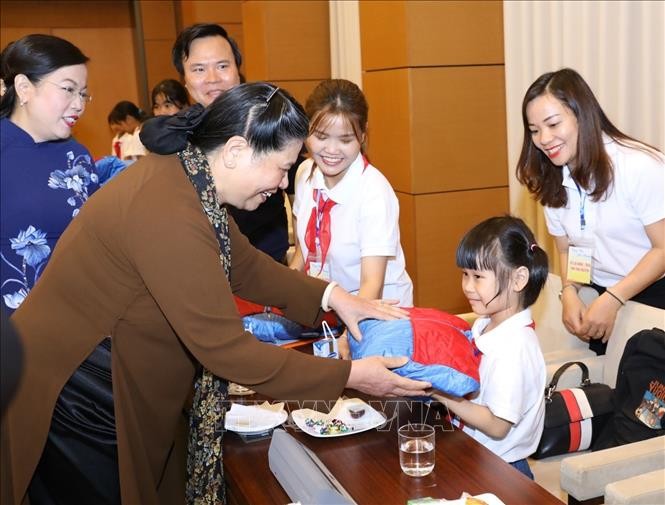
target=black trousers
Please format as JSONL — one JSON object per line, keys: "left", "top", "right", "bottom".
{"left": 28, "top": 339, "right": 120, "bottom": 505}
{"left": 589, "top": 276, "right": 665, "bottom": 355}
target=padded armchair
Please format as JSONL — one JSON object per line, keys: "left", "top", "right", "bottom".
{"left": 560, "top": 436, "right": 665, "bottom": 504}
{"left": 527, "top": 274, "right": 665, "bottom": 503}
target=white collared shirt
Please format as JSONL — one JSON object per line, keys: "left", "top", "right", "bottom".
{"left": 544, "top": 138, "right": 665, "bottom": 286}
{"left": 462, "top": 308, "right": 546, "bottom": 462}
{"left": 293, "top": 153, "right": 413, "bottom": 306}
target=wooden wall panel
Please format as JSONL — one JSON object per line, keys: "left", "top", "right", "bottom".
{"left": 269, "top": 80, "right": 322, "bottom": 109}
{"left": 360, "top": 0, "right": 508, "bottom": 310}
{"left": 144, "top": 39, "right": 180, "bottom": 91}
{"left": 410, "top": 66, "right": 508, "bottom": 193}
{"left": 405, "top": 0, "right": 503, "bottom": 66}
{"left": 359, "top": 1, "right": 409, "bottom": 71}
{"left": 362, "top": 69, "right": 412, "bottom": 193}
{"left": 53, "top": 27, "right": 139, "bottom": 159}
{"left": 411, "top": 188, "right": 510, "bottom": 313}
{"left": 179, "top": 0, "right": 243, "bottom": 25}
{"left": 0, "top": 1, "right": 132, "bottom": 28}
{"left": 368, "top": 67, "right": 508, "bottom": 195}
{"left": 140, "top": 0, "right": 177, "bottom": 40}
{"left": 360, "top": 0, "right": 503, "bottom": 70}
{"left": 242, "top": 0, "right": 330, "bottom": 82}
{"left": 1, "top": 27, "right": 50, "bottom": 50}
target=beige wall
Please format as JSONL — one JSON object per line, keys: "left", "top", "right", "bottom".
{"left": 360, "top": 0, "right": 509, "bottom": 313}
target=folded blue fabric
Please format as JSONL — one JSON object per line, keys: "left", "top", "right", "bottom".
{"left": 95, "top": 156, "right": 129, "bottom": 185}
{"left": 243, "top": 313, "right": 305, "bottom": 343}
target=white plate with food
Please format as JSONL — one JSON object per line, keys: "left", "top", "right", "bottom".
{"left": 291, "top": 398, "right": 387, "bottom": 438}
{"left": 225, "top": 401, "right": 287, "bottom": 435}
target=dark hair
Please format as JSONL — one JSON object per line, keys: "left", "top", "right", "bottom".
{"left": 107, "top": 100, "right": 146, "bottom": 124}
{"left": 516, "top": 68, "right": 660, "bottom": 208}
{"left": 0, "top": 34, "right": 89, "bottom": 118}
{"left": 456, "top": 216, "right": 548, "bottom": 309}
{"left": 140, "top": 82, "right": 308, "bottom": 156}
{"left": 171, "top": 23, "right": 242, "bottom": 77}
{"left": 305, "top": 79, "right": 368, "bottom": 146}
{"left": 151, "top": 79, "right": 189, "bottom": 112}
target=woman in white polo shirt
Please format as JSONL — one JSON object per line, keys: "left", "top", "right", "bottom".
{"left": 290, "top": 79, "right": 413, "bottom": 316}
{"left": 517, "top": 68, "right": 664, "bottom": 354}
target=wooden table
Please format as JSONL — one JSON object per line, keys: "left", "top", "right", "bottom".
{"left": 224, "top": 395, "right": 563, "bottom": 504}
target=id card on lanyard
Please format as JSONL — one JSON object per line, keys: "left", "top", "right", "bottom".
{"left": 566, "top": 182, "right": 594, "bottom": 285}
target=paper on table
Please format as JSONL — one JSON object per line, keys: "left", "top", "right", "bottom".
{"left": 225, "top": 401, "right": 287, "bottom": 434}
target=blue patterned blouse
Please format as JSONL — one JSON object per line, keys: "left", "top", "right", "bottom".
{"left": 1, "top": 118, "right": 101, "bottom": 312}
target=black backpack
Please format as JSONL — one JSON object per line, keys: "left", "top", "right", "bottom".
{"left": 593, "top": 327, "right": 665, "bottom": 450}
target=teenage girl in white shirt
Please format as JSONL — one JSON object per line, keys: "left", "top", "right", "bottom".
{"left": 433, "top": 216, "right": 549, "bottom": 479}
{"left": 290, "top": 79, "right": 413, "bottom": 355}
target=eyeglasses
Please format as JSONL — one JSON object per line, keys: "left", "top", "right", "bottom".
{"left": 42, "top": 80, "right": 93, "bottom": 103}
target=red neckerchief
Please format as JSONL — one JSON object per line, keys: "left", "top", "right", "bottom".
{"left": 304, "top": 189, "right": 336, "bottom": 275}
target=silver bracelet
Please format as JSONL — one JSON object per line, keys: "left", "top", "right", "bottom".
{"left": 321, "top": 281, "right": 338, "bottom": 312}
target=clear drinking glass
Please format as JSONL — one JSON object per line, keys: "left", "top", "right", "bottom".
{"left": 398, "top": 423, "right": 435, "bottom": 477}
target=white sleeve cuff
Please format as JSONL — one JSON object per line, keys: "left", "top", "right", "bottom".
{"left": 321, "top": 281, "right": 339, "bottom": 312}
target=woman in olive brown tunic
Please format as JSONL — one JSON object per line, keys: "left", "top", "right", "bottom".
{"left": 1, "top": 83, "right": 429, "bottom": 505}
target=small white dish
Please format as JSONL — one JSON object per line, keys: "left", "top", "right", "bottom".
{"left": 291, "top": 398, "right": 387, "bottom": 438}
{"left": 225, "top": 402, "right": 287, "bottom": 435}
{"left": 228, "top": 382, "right": 256, "bottom": 396}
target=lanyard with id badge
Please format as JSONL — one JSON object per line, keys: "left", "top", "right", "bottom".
{"left": 567, "top": 183, "right": 594, "bottom": 285}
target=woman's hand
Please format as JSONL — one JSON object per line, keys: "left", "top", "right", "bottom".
{"left": 347, "top": 356, "right": 430, "bottom": 397}
{"left": 327, "top": 285, "right": 408, "bottom": 342}
{"left": 581, "top": 292, "right": 621, "bottom": 342}
{"left": 561, "top": 288, "right": 588, "bottom": 338}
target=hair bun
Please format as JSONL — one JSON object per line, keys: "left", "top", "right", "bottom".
{"left": 140, "top": 103, "right": 208, "bottom": 154}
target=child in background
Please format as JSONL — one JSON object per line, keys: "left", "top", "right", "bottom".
{"left": 151, "top": 79, "right": 189, "bottom": 117}
{"left": 108, "top": 100, "right": 147, "bottom": 160}
{"left": 433, "top": 216, "right": 548, "bottom": 479}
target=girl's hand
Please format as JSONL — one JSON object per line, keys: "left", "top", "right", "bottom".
{"left": 560, "top": 288, "right": 588, "bottom": 338}
{"left": 327, "top": 286, "right": 408, "bottom": 342}
{"left": 337, "top": 331, "right": 351, "bottom": 360}
{"left": 581, "top": 292, "right": 621, "bottom": 342}
{"left": 347, "top": 356, "right": 430, "bottom": 397}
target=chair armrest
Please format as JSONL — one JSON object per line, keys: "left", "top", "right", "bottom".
{"left": 560, "top": 436, "right": 665, "bottom": 501}
{"left": 545, "top": 355, "right": 605, "bottom": 388}
{"left": 604, "top": 469, "right": 665, "bottom": 504}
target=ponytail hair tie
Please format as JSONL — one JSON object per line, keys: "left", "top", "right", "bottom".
{"left": 140, "top": 103, "right": 208, "bottom": 154}
{"left": 529, "top": 243, "right": 538, "bottom": 252}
